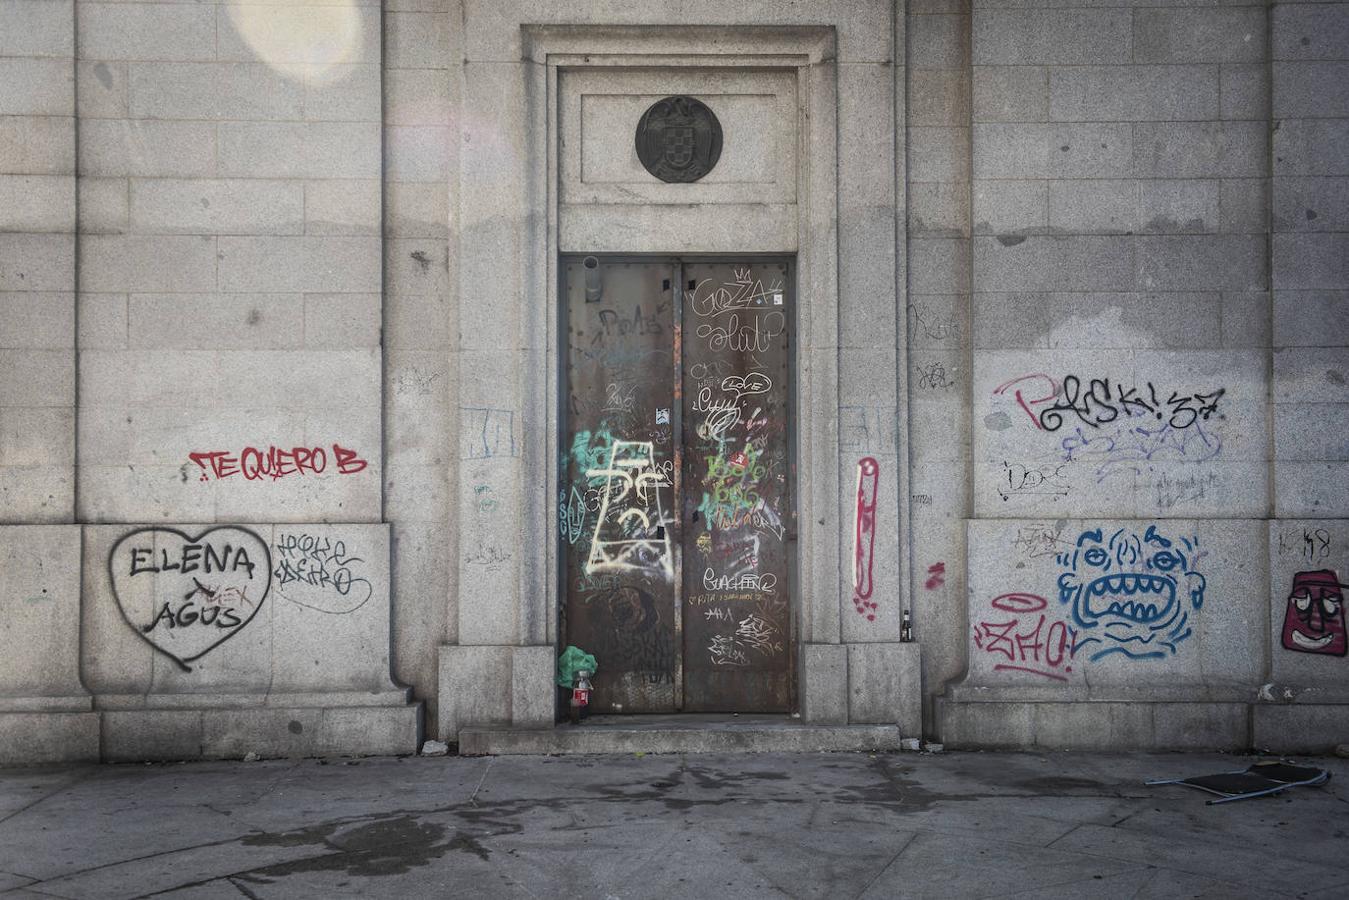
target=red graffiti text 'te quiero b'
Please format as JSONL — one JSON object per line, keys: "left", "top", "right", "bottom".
{"left": 188, "top": 444, "right": 368, "bottom": 482}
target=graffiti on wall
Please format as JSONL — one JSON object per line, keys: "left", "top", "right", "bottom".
{"left": 998, "top": 460, "right": 1070, "bottom": 501}
{"left": 915, "top": 361, "right": 955, "bottom": 391}
{"left": 188, "top": 444, "right": 367, "bottom": 481}
{"left": 1056, "top": 526, "right": 1206, "bottom": 662}
{"left": 109, "top": 526, "right": 271, "bottom": 671}
{"left": 272, "top": 532, "right": 373, "bottom": 615}
{"left": 694, "top": 579, "right": 788, "bottom": 669}
{"left": 989, "top": 373, "right": 1230, "bottom": 508}
{"left": 992, "top": 374, "right": 1060, "bottom": 431}
{"left": 840, "top": 405, "right": 898, "bottom": 453}
{"left": 585, "top": 440, "right": 673, "bottom": 579}
{"left": 1013, "top": 522, "right": 1073, "bottom": 559}
{"left": 851, "top": 457, "right": 880, "bottom": 620}
{"left": 907, "top": 301, "right": 961, "bottom": 344}
{"left": 697, "top": 445, "right": 765, "bottom": 530}
{"left": 1280, "top": 570, "right": 1347, "bottom": 657}
{"left": 974, "top": 523, "right": 1210, "bottom": 681}
{"left": 973, "top": 593, "right": 1077, "bottom": 682}
{"left": 1058, "top": 414, "right": 1223, "bottom": 484}
{"left": 1154, "top": 471, "right": 1219, "bottom": 510}
{"left": 558, "top": 485, "right": 586, "bottom": 544}
{"left": 461, "top": 406, "right": 518, "bottom": 459}
{"left": 1278, "top": 527, "right": 1332, "bottom": 563}
{"left": 1022, "top": 376, "right": 1225, "bottom": 433}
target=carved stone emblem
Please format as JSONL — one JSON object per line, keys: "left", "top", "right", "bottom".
{"left": 635, "top": 96, "right": 722, "bottom": 183}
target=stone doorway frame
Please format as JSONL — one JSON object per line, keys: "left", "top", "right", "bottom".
{"left": 531, "top": 26, "right": 840, "bottom": 663}
{"left": 441, "top": 8, "right": 916, "bottom": 739}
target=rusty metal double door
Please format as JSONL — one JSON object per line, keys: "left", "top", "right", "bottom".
{"left": 561, "top": 256, "right": 794, "bottom": 714}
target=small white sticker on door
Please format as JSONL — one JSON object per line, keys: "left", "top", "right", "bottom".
{"left": 655, "top": 408, "right": 670, "bottom": 425}
{"left": 772, "top": 292, "right": 784, "bottom": 306}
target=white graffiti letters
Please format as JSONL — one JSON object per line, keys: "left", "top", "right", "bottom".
{"left": 696, "top": 312, "right": 785, "bottom": 354}
{"left": 585, "top": 441, "right": 674, "bottom": 579}
{"left": 702, "top": 567, "right": 777, "bottom": 593}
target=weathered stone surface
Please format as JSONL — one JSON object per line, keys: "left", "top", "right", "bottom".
{"left": 1, "top": 0, "right": 1347, "bottom": 762}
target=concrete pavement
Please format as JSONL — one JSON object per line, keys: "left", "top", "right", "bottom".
{"left": 0, "top": 751, "right": 1345, "bottom": 899}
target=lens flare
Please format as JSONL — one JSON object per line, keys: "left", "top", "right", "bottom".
{"left": 224, "top": 1, "right": 362, "bottom": 84}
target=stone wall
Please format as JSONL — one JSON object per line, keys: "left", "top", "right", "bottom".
{"left": 1, "top": 0, "right": 74, "bottom": 521}
{"left": 906, "top": 0, "right": 973, "bottom": 734}
{"left": 382, "top": 0, "right": 454, "bottom": 741}
{"left": 0, "top": 0, "right": 1346, "bottom": 761}
{"left": 0, "top": 0, "right": 419, "bottom": 763}
{"left": 1263, "top": 0, "right": 1349, "bottom": 746}
{"left": 936, "top": 0, "right": 1349, "bottom": 752}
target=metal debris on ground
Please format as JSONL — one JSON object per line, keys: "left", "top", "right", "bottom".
{"left": 1146, "top": 760, "right": 1330, "bottom": 805}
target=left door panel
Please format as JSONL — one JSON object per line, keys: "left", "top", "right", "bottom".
{"left": 562, "top": 259, "right": 679, "bottom": 713}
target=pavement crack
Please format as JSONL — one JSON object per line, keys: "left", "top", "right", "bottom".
{"left": 1127, "top": 867, "right": 1160, "bottom": 900}
{"left": 1108, "top": 809, "right": 1142, "bottom": 828}
{"left": 851, "top": 830, "right": 917, "bottom": 899}
{"left": 0, "top": 768, "right": 100, "bottom": 828}
{"left": 467, "top": 757, "right": 495, "bottom": 808}
{"left": 23, "top": 833, "right": 260, "bottom": 888}
{"left": 1043, "top": 822, "right": 1082, "bottom": 848}
{"left": 977, "top": 865, "right": 1156, "bottom": 900}
{"left": 227, "top": 877, "right": 263, "bottom": 900}
{"left": 2, "top": 887, "right": 72, "bottom": 900}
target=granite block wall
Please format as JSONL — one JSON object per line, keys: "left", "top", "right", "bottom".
{"left": 0, "top": 0, "right": 75, "bottom": 523}
{"left": 1, "top": 0, "right": 1347, "bottom": 757}
{"left": 382, "top": 0, "right": 453, "bottom": 737}
{"left": 74, "top": 0, "right": 384, "bottom": 524}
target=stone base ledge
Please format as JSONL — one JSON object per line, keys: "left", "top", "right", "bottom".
{"left": 937, "top": 698, "right": 1251, "bottom": 751}
{"left": 438, "top": 644, "right": 557, "bottom": 741}
{"left": 0, "top": 696, "right": 94, "bottom": 713}
{"left": 800, "top": 642, "right": 922, "bottom": 733}
{"left": 459, "top": 720, "right": 904, "bottom": 755}
{"left": 101, "top": 703, "right": 422, "bottom": 762}
{"left": 0, "top": 712, "right": 101, "bottom": 765}
{"left": 1253, "top": 704, "right": 1349, "bottom": 754}
{"left": 94, "top": 689, "right": 413, "bottom": 711}
{"left": 943, "top": 682, "right": 1254, "bottom": 705}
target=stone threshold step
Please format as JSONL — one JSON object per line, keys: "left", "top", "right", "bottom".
{"left": 458, "top": 716, "right": 903, "bottom": 755}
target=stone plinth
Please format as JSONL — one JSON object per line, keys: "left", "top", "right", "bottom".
{"left": 0, "top": 526, "right": 100, "bottom": 764}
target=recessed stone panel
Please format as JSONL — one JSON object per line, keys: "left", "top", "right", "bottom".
{"left": 560, "top": 68, "right": 797, "bottom": 209}
{"left": 960, "top": 518, "right": 1266, "bottom": 699}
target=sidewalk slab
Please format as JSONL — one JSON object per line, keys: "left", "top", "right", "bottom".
{"left": 0, "top": 751, "right": 1343, "bottom": 899}
{"left": 459, "top": 714, "right": 906, "bottom": 755}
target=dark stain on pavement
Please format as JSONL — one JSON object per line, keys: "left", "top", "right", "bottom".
{"left": 240, "top": 823, "right": 338, "bottom": 848}
{"left": 238, "top": 815, "right": 481, "bottom": 880}
{"left": 861, "top": 756, "right": 979, "bottom": 811}
{"left": 684, "top": 765, "right": 791, "bottom": 791}
{"left": 1014, "top": 776, "right": 1108, "bottom": 793}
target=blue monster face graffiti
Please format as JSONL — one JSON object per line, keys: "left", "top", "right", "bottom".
{"left": 1056, "top": 526, "right": 1206, "bottom": 661}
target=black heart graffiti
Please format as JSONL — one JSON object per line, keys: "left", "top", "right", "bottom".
{"left": 108, "top": 526, "right": 272, "bottom": 672}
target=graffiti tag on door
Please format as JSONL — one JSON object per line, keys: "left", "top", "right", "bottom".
{"left": 585, "top": 440, "right": 673, "bottom": 579}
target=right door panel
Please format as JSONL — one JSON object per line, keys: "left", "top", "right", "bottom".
{"left": 680, "top": 261, "right": 794, "bottom": 712}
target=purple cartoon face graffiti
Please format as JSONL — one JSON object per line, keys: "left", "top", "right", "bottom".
{"left": 1281, "top": 570, "right": 1347, "bottom": 656}
{"left": 1057, "top": 526, "right": 1206, "bottom": 661}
